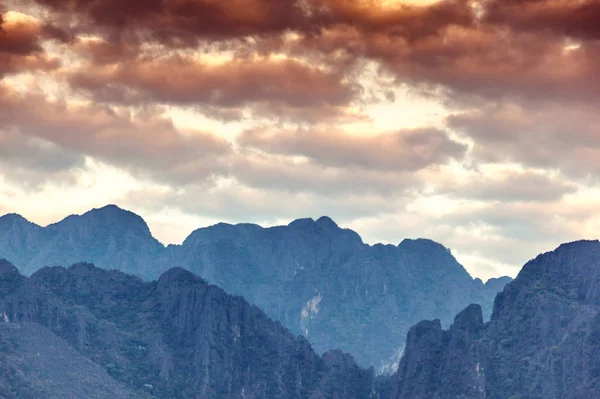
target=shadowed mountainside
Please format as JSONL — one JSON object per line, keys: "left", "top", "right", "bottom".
{"left": 0, "top": 260, "right": 378, "bottom": 399}
{"left": 389, "top": 240, "right": 600, "bottom": 398}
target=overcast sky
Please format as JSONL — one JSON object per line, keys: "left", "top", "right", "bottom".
{"left": 1, "top": 0, "right": 599, "bottom": 280}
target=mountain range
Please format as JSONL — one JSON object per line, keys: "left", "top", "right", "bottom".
{"left": 0, "top": 205, "right": 510, "bottom": 370}
{"left": 2, "top": 239, "right": 600, "bottom": 397}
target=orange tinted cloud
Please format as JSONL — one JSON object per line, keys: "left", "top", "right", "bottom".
{"left": 0, "top": 9, "right": 59, "bottom": 76}
{"left": 66, "top": 53, "right": 361, "bottom": 121}
{"left": 485, "top": 0, "right": 600, "bottom": 40}
{"left": 0, "top": 84, "right": 231, "bottom": 184}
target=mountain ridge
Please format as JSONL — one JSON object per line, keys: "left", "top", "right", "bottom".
{"left": 2, "top": 204, "right": 505, "bottom": 282}
{"left": 0, "top": 204, "right": 511, "bottom": 369}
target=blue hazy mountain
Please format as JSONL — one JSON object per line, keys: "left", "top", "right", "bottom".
{"left": 0, "top": 205, "right": 510, "bottom": 369}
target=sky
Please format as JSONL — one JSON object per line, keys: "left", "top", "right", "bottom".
{"left": 1, "top": 0, "right": 599, "bottom": 280}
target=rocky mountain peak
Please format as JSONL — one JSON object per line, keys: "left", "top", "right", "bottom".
{"left": 450, "top": 303, "right": 483, "bottom": 333}
{"left": 67, "top": 262, "right": 99, "bottom": 274}
{"left": 322, "top": 349, "right": 359, "bottom": 370}
{"left": 506, "top": 239, "right": 600, "bottom": 307}
{"left": 0, "top": 213, "right": 34, "bottom": 227}
{"left": 0, "top": 259, "right": 18, "bottom": 276}
{"left": 183, "top": 222, "right": 263, "bottom": 246}
{"left": 158, "top": 267, "right": 205, "bottom": 288}
{"left": 398, "top": 238, "right": 452, "bottom": 254}
{"left": 315, "top": 215, "right": 339, "bottom": 229}
{"left": 388, "top": 240, "right": 600, "bottom": 399}
{"left": 52, "top": 205, "right": 155, "bottom": 238}
{"left": 287, "top": 217, "right": 317, "bottom": 229}
{"left": 484, "top": 276, "right": 513, "bottom": 290}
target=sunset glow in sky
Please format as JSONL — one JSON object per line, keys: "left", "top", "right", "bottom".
{"left": 1, "top": 0, "right": 600, "bottom": 279}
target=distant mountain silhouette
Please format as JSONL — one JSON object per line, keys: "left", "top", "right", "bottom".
{"left": 0, "top": 205, "right": 163, "bottom": 277}
{"left": 0, "top": 205, "right": 510, "bottom": 369}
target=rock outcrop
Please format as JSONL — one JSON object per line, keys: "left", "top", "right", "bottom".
{"left": 389, "top": 240, "right": 600, "bottom": 399}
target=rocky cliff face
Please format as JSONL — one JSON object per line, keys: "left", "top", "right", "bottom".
{"left": 0, "top": 205, "right": 510, "bottom": 369}
{"left": 0, "top": 260, "right": 379, "bottom": 399}
{"left": 389, "top": 240, "right": 600, "bottom": 399}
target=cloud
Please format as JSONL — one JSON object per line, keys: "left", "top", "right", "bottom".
{"left": 448, "top": 102, "right": 600, "bottom": 177}
{"left": 231, "top": 152, "right": 422, "bottom": 196}
{"left": 310, "top": 24, "right": 598, "bottom": 106}
{"left": 0, "top": 9, "right": 59, "bottom": 77}
{"left": 239, "top": 126, "right": 467, "bottom": 171}
{"left": 24, "top": 0, "right": 600, "bottom": 110}
{"left": 347, "top": 191, "right": 600, "bottom": 278}
{"left": 0, "top": 84, "right": 232, "bottom": 184}
{"left": 30, "top": 0, "right": 325, "bottom": 45}
{"left": 0, "top": 82, "right": 442, "bottom": 196}
{"left": 66, "top": 53, "right": 361, "bottom": 121}
{"left": 29, "top": 0, "right": 473, "bottom": 45}
{"left": 439, "top": 169, "right": 578, "bottom": 203}
{"left": 431, "top": 199, "right": 597, "bottom": 269}
{"left": 0, "top": 129, "right": 85, "bottom": 187}
{"left": 0, "top": 10, "right": 42, "bottom": 54}
{"left": 484, "top": 0, "right": 600, "bottom": 40}
{"left": 0, "top": 129, "right": 83, "bottom": 172}
{"left": 17, "top": 0, "right": 598, "bottom": 109}
{"left": 322, "top": 0, "right": 474, "bottom": 38}
{"left": 122, "top": 181, "right": 405, "bottom": 223}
